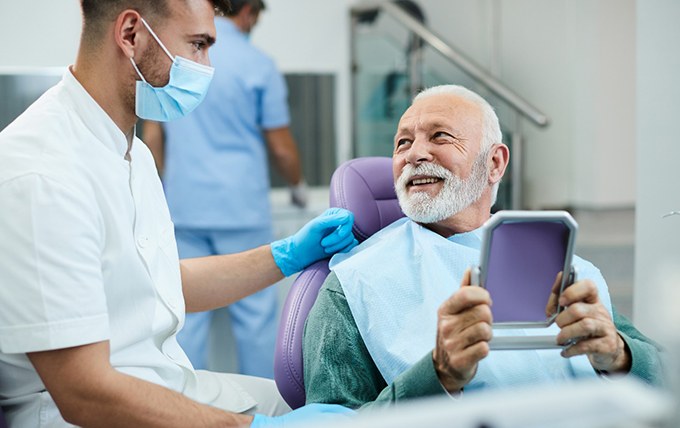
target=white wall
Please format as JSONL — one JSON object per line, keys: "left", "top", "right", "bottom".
{"left": 634, "top": 0, "right": 680, "bottom": 340}
{"left": 0, "top": 1, "right": 81, "bottom": 68}
{"left": 567, "top": 1, "right": 637, "bottom": 209}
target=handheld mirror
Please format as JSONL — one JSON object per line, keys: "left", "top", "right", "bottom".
{"left": 471, "top": 211, "right": 577, "bottom": 347}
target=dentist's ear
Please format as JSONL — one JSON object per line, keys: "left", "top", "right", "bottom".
{"left": 488, "top": 143, "right": 509, "bottom": 185}
{"left": 114, "top": 10, "right": 144, "bottom": 59}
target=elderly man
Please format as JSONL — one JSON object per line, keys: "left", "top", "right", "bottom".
{"left": 0, "top": 1, "right": 355, "bottom": 427}
{"left": 303, "top": 84, "right": 663, "bottom": 409}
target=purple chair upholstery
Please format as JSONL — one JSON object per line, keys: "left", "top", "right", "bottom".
{"left": 273, "top": 157, "right": 405, "bottom": 409}
{"left": 329, "top": 157, "right": 405, "bottom": 243}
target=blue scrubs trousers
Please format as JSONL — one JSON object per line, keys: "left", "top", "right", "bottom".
{"left": 176, "top": 227, "right": 278, "bottom": 378}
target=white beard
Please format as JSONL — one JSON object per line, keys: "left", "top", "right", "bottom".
{"left": 395, "top": 157, "right": 489, "bottom": 224}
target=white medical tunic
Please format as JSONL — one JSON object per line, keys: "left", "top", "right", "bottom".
{"left": 0, "top": 70, "right": 255, "bottom": 427}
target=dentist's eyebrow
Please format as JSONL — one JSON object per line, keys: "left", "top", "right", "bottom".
{"left": 192, "top": 33, "right": 216, "bottom": 46}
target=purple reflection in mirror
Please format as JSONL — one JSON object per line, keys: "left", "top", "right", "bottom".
{"left": 485, "top": 221, "right": 570, "bottom": 323}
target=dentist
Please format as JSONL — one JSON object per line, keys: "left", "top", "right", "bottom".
{"left": 0, "top": 1, "right": 355, "bottom": 427}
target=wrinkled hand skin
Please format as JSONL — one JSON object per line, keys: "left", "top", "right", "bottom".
{"left": 549, "top": 278, "right": 631, "bottom": 373}
{"left": 432, "top": 269, "right": 493, "bottom": 392}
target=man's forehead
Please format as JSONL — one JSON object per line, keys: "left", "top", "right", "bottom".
{"left": 398, "top": 94, "right": 481, "bottom": 129}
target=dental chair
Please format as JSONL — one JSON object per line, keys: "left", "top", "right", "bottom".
{"left": 273, "top": 156, "right": 405, "bottom": 409}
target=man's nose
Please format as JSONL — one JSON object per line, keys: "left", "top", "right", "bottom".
{"left": 405, "top": 139, "right": 433, "bottom": 165}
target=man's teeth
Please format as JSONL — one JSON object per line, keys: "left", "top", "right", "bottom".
{"left": 411, "top": 177, "right": 440, "bottom": 185}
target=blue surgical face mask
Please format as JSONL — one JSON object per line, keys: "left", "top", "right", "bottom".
{"left": 130, "top": 17, "right": 214, "bottom": 122}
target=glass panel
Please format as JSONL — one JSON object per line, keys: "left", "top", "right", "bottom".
{"left": 353, "top": 30, "right": 411, "bottom": 158}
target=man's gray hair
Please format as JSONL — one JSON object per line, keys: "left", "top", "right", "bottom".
{"left": 413, "top": 84, "right": 502, "bottom": 152}
{"left": 413, "top": 84, "right": 503, "bottom": 205}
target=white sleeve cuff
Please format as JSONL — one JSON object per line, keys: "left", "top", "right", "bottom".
{"left": 0, "top": 314, "right": 110, "bottom": 353}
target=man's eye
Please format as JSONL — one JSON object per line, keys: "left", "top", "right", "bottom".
{"left": 394, "top": 139, "right": 411, "bottom": 154}
{"left": 192, "top": 41, "right": 207, "bottom": 51}
{"left": 433, "top": 132, "right": 460, "bottom": 145}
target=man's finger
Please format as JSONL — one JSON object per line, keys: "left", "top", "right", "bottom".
{"left": 556, "top": 304, "right": 612, "bottom": 336}
{"left": 439, "top": 286, "right": 491, "bottom": 316}
{"left": 460, "top": 268, "right": 473, "bottom": 287}
{"left": 558, "top": 279, "right": 600, "bottom": 306}
{"left": 545, "top": 272, "right": 563, "bottom": 318}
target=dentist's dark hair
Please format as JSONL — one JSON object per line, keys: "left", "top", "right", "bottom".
{"left": 80, "top": 0, "right": 231, "bottom": 41}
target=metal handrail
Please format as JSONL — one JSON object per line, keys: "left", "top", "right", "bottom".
{"left": 351, "top": 1, "right": 550, "bottom": 127}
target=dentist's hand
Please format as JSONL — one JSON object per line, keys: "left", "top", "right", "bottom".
{"left": 250, "top": 403, "right": 355, "bottom": 427}
{"left": 270, "top": 208, "right": 358, "bottom": 276}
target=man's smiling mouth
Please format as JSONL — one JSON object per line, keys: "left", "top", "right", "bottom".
{"left": 409, "top": 176, "right": 443, "bottom": 186}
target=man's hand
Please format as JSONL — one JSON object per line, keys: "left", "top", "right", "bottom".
{"left": 549, "top": 278, "right": 631, "bottom": 373}
{"left": 432, "top": 269, "right": 493, "bottom": 392}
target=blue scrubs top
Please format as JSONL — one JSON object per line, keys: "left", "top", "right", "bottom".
{"left": 162, "top": 18, "right": 290, "bottom": 229}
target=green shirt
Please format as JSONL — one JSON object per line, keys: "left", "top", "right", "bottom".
{"left": 303, "top": 272, "right": 665, "bottom": 409}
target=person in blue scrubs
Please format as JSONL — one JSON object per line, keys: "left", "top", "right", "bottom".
{"left": 143, "top": 0, "right": 306, "bottom": 378}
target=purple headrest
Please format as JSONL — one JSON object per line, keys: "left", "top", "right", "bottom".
{"left": 330, "top": 157, "right": 405, "bottom": 242}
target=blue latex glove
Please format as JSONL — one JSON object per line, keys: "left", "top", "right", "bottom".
{"left": 250, "top": 403, "right": 355, "bottom": 427}
{"left": 271, "top": 208, "right": 358, "bottom": 276}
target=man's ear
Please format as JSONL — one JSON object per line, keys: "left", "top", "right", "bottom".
{"left": 488, "top": 143, "right": 510, "bottom": 185}
{"left": 114, "top": 10, "right": 143, "bottom": 59}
